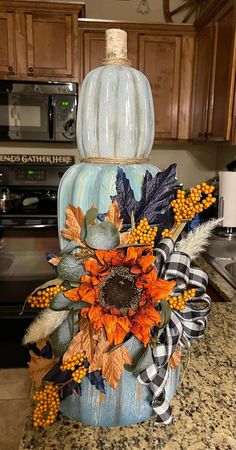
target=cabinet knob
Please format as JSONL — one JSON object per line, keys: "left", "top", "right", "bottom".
{"left": 8, "top": 66, "right": 14, "bottom": 72}
{"left": 28, "top": 67, "right": 33, "bottom": 73}
{"left": 198, "top": 132, "right": 208, "bottom": 140}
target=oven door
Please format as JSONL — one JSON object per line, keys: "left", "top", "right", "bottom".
{"left": 0, "top": 224, "right": 60, "bottom": 318}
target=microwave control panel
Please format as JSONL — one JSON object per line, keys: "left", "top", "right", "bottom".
{"left": 55, "top": 95, "right": 77, "bottom": 141}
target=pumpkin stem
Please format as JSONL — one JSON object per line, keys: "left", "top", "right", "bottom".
{"left": 103, "top": 28, "right": 131, "bottom": 67}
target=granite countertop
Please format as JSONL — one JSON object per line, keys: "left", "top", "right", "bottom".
{"left": 195, "top": 255, "right": 236, "bottom": 303}
{"left": 19, "top": 301, "right": 236, "bottom": 450}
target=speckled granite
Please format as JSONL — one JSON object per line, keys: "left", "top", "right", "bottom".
{"left": 19, "top": 302, "right": 236, "bottom": 450}
{"left": 196, "top": 255, "right": 236, "bottom": 303}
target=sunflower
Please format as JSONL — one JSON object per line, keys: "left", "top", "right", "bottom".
{"left": 65, "top": 246, "right": 175, "bottom": 347}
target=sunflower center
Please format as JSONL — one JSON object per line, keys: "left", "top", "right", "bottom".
{"left": 99, "top": 267, "right": 141, "bottom": 309}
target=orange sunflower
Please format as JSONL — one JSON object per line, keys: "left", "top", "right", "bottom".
{"left": 65, "top": 246, "right": 175, "bottom": 347}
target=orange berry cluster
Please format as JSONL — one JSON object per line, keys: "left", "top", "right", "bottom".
{"left": 32, "top": 384, "right": 60, "bottom": 428}
{"left": 166, "top": 288, "right": 196, "bottom": 310}
{"left": 27, "top": 285, "right": 66, "bottom": 309}
{"left": 161, "top": 229, "right": 173, "bottom": 239}
{"left": 171, "top": 183, "right": 216, "bottom": 225}
{"left": 128, "top": 218, "right": 158, "bottom": 247}
{"left": 60, "top": 352, "right": 87, "bottom": 384}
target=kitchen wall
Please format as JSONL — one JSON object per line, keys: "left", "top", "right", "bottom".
{"left": 85, "top": 0, "right": 194, "bottom": 23}
{"left": 216, "top": 143, "right": 236, "bottom": 171}
{"left": 0, "top": 141, "right": 218, "bottom": 188}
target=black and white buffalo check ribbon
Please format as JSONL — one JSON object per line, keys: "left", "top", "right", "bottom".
{"left": 137, "top": 238, "right": 211, "bottom": 425}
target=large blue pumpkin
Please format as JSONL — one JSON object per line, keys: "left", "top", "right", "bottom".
{"left": 57, "top": 28, "right": 178, "bottom": 427}
{"left": 58, "top": 162, "right": 160, "bottom": 250}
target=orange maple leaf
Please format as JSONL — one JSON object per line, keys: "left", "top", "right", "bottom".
{"left": 168, "top": 347, "right": 181, "bottom": 369}
{"left": 28, "top": 351, "right": 58, "bottom": 388}
{"left": 104, "top": 200, "right": 123, "bottom": 231}
{"left": 63, "top": 318, "right": 96, "bottom": 363}
{"left": 61, "top": 204, "right": 86, "bottom": 247}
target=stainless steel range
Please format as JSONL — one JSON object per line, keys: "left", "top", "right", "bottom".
{"left": 0, "top": 156, "right": 74, "bottom": 367}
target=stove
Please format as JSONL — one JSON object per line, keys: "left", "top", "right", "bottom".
{"left": 0, "top": 156, "right": 74, "bottom": 367}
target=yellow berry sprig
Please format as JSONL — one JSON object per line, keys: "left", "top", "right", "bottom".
{"left": 27, "top": 285, "right": 66, "bottom": 309}
{"left": 33, "top": 383, "right": 60, "bottom": 428}
{"left": 171, "top": 183, "right": 216, "bottom": 225}
{"left": 60, "top": 352, "right": 88, "bottom": 384}
{"left": 166, "top": 288, "right": 196, "bottom": 310}
{"left": 128, "top": 218, "right": 158, "bottom": 247}
{"left": 60, "top": 352, "right": 86, "bottom": 371}
{"left": 161, "top": 229, "right": 173, "bottom": 239}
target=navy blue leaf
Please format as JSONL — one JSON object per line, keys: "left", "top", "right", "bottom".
{"left": 97, "top": 213, "right": 106, "bottom": 222}
{"left": 115, "top": 165, "right": 177, "bottom": 230}
{"left": 61, "top": 379, "right": 81, "bottom": 400}
{"left": 86, "top": 371, "right": 105, "bottom": 394}
{"left": 135, "top": 164, "right": 177, "bottom": 223}
{"left": 26, "top": 341, "right": 53, "bottom": 359}
{"left": 43, "top": 360, "right": 70, "bottom": 384}
{"left": 115, "top": 167, "right": 136, "bottom": 225}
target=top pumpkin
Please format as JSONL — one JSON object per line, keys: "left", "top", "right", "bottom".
{"left": 76, "top": 29, "right": 155, "bottom": 159}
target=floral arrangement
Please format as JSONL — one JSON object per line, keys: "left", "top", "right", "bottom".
{"left": 23, "top": 164, "right": 219, "bottom": 428}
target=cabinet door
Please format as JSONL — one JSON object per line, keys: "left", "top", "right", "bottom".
{"left": 25, "top": 11, "right": 74, "bottom": 78}
{"left": 208, "top": 0, "right": 236, "bottom": 140}
{"left": 82, "top": 31, "right": 106, "bottom": 77}
{"left": 139, "top": 35, "right": 181, "bottom": 139}
{"left": 0, "top": 12, "right": 16, "bottom": 75}
{"left": 190, "top": 25, "right": 214, "bottom": 139}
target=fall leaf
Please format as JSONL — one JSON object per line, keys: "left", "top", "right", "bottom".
{"left": 61, "top": 204, "right": 86, "bottom": 247}
{"left": 28, "top": 351, "right": 58, "bottom": 388}
{"left": 105, "top": 200, "right": 123, "bottom": 231}
{"left": 102, "top": 345, "right": 132, "bottom": 389}
{"left": 63, "top": 318, "right": 96, "bottom": 363}
{"left": 168, "top": 347, "right": 181, "bottom": 369}
{"left": 48, "top": 256, "right": 62, "bottom": 267}
{"left": 36, "top": 338, "right": 49, "bottom": 351}
{"left": 120, "top": 231, "right": 131, "bottom": 246}
{"left": 88, "top": 329, "right": 132, "bottom": 389}
{"left": 88, "top": 329, "right": 110, "bottom": 373}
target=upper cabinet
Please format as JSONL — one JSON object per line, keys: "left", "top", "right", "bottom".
{"left": 0, "top": 1, "right": 84, "bottom": 81}
{"left": 190, "top": 0, "right": 236, "bottom": 141}
{"left": 79, "top": 22, "right": 195, "bottom": 141}
{"left": 0, "top": 11, "right": 16, "bottom": 75}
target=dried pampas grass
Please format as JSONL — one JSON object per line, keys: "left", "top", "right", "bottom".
{"left": 23, "top": 309, "right": 69, "bottom": 345}
{"left": 176, "top": 218, "right": 222, "bottom": 261}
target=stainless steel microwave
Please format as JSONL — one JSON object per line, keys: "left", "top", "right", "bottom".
{"left": 0, "top": 81, "right": 78, "bottom": 142}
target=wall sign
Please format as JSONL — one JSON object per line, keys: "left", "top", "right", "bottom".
{"left": 0, "top": 154, "right": 75, "bottom": 165}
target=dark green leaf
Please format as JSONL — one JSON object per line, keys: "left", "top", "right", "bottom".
{"left": 85, "top": 206, "right": 98, "bottom": 227}
{"left": 124, "top": 345, "right": 153, "bottom": 375}
{"left": 51, "top": 309, "right": 74, "bottom": 356}
{"left": 58, "top": 241, "right": 81, "bottom": 255}
{"left": 85, "top": 222, "right": 120, "bottom": 250}
{"left": 57, "top": 254, "right": 84, "bottom": 283}
{"left": 158, "top": 300, "right": 172, "bottom": 329}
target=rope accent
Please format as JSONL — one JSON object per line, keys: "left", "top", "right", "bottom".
{"left": 103, "top": 57, "right": 131, "bottom": 67}
{"left": 79, "top": 157, "right": 151, "bottom": 164}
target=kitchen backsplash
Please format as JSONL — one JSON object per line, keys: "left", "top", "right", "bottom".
{"left": 0, "top": 141, "right": 231, "bottom": 188}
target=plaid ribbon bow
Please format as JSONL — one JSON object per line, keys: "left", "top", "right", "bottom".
{"left": 137, "top": 238, "right": 211, "bottom": 425}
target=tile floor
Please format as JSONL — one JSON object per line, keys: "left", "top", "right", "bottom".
{"left": 0, "top": 369, "right": 31, "bottom": 450}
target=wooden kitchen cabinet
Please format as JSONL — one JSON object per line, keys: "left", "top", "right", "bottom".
{"left": 190, "top": 0, "right": 236, "bottom": 141}
{"left": 190, "top": 25, "right": 214, "bottom": 139}
{"left": 79, "top": 21, "right": 195, "bottom": 141}
{"left": 0, "top": 1, "right": 84, "bottom": 81}
{"left": 0, "top": 11, "right": 16, "bottom": 75}
{"left": 139, "top": 35, "right": 181, "bottom": 140}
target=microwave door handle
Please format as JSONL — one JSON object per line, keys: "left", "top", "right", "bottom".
{"left": 48, "top": 95, "right": 54, "bottom": 139}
